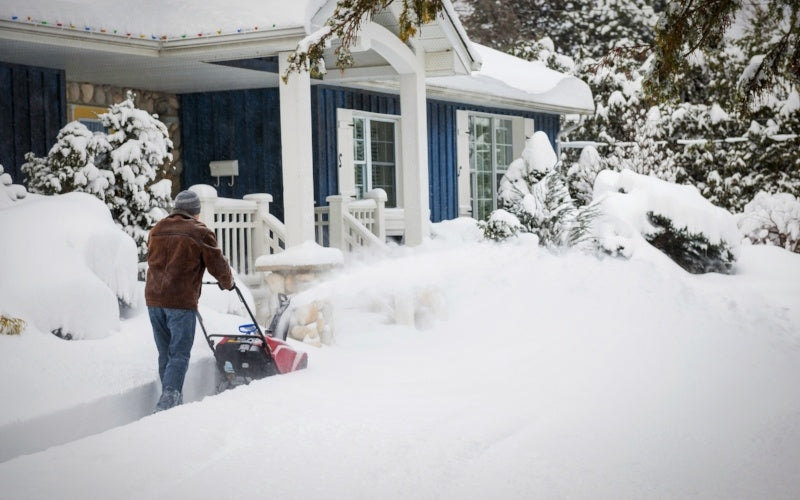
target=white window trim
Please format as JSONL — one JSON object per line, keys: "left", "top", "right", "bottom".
{"left": 456, "top": 110, "right": 534, "bottom": 219}
{"left": 336, "top": 108, "right": 403, "bottom": 207}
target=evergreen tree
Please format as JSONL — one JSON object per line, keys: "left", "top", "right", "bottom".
{"left": 461, "top": 0, "right": 800, "bottom": 217}
{"left": 21, "top": 92, "right": 173, "bottom": 260}
{"left": 647, "top": 0, "right": 800, "bottom": 107}
{"left": 97, "top": 91, "right": 173, "bottom": 258}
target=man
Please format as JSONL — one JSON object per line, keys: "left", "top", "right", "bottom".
{"left": 145, "top": 189, "right": 234, "bottom": 412}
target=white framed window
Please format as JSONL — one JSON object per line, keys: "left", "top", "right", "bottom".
{"left": 457, "top": 111, "right": 533, "bottom": 220}
{"left": 337, "top": 109, "right": 401, "bottom": 207}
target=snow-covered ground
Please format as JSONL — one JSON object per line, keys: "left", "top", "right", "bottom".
{"left": 1, "top": 187, "right": 800, "bottom": 499}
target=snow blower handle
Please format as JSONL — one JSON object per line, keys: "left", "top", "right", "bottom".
{"left": 202, "top": 281, "right": 265, "bottom": 339}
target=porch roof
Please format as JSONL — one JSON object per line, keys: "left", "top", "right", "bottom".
{"left": 427, "top": 44, "right": 595, "bottom": 115}
{"left": 0, "top": 0, "right": 478, "bottom": 93}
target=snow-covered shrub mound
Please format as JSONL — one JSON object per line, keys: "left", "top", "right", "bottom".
{"left": 0, "top": 164, "right": 27, "bottom": 209}
{"left": 738, "top": 192, "right": 800, "bottom": 253}
{"left": 593, "top": 169, "right": 741, "bottom": 273}
{"left": 0, "top": 192, "right": 139, "bottom": 339}
{"left": 480, "top": 209, "right": 523, "bottom": 241}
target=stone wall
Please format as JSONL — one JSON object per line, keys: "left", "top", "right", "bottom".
{"left": 65, "top": 81, "right": 182, "bottom": 195}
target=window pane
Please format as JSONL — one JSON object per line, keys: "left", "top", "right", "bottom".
{"left": 494, "top": 119, "right": 513, "bottom": 171}
{"left": 370, "top": 121, "right": 395, "bottom": 163}
{"left": 371, "top": 164, "right": 396, "bottom": 206}
{"left": 353, "top": 117, "right": 365, "bottom": 162}
{"left": 355, "top": 164, "right": 366, "bottom": 199}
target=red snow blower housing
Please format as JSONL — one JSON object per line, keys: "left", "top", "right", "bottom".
{"left": 198, "top": 283, "right": 308, "bottom": 392}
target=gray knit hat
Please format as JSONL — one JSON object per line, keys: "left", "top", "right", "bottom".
{"left": 173, "top": 190, "right": 201, "bottom": 215}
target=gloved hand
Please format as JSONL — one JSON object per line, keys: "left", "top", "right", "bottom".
{"left": 218, "top": 281, "right": 235, "bottom": 291}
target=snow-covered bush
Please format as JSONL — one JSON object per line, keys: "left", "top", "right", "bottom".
{"left": 593, "top": 169, "right": 741, "bottom": 274}
{"left": 479, "top": 209, "right": 523, "bottom": 241}
{"left": 22, "top": 91, "right": 173, "bottom": 260}
{"left": 567, "top": 145, "right": 602, "bottom": 206}
{"left": 645, "top": 212, "right": 737, "bottom": 274}
{"left": 484, "top": 132, "right": 594, "bottom": 248}
{"left": 0, "top": 192, "right": 139, "bottom": 340}
{"left": 22, "top": 121, "right": 112, "bottom": 196}
{"left": 739, "top": 192, "right": 800, "bottom": 253}
{"left": 0, "top": 164, "right": 27, "bottom": 208}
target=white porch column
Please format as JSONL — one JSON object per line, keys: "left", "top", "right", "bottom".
{"left": 278, "top": 51, "right": 316, "bottom": 247}
{"left": 400, "top": 67, "right": 430, "bottom": 246}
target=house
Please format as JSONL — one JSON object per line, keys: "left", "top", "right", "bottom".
{"left": 0, "top": 0, "right": 593, "bottom": 252}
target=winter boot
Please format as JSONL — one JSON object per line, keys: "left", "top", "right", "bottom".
{"left": 154, "top": 388, "right": 183, "bottom": 413}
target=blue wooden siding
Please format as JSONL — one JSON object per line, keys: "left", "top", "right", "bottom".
{"left": 179, "top": 84, "right": 562, "bottom": 225}
{"left": 0, "top": 62, "right": 66, "bottom": 184}
{"left": 311, "top": 86, "right": 400, "bottom": 204}
{"left": 179, "top": 89, "right": 284, "bottom": 219}
{"left": 426, "top": 99, "right": 562, "bottom": 222}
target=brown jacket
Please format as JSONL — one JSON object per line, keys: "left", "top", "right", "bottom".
{"left": 145, "top": 211, "right": 234, "bottom": 309}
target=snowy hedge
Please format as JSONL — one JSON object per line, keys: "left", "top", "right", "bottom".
{"left": 592, "top": 169, "right": 741, "bottom": 274}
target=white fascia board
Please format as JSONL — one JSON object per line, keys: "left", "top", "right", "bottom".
{"left": 426, "top": 83, "right": 594, "bottom": 114}
{"left": 0, "top": 21, "right": 159, "bottom": 57}
{"left": 0, "top": 20, "right": 307, "bottom": 61}
{"left": 161, "top": 28, "right": 307, "bottom": 59}
{"left": 343, "top": 78, "right": 594, "bottom": 115}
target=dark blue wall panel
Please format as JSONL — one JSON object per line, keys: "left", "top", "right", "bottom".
{"left": 0, "top": 62, "right": 66, "bottom": 184}
{"left": 179, "top": 88, "right": 283, "bottom": 219}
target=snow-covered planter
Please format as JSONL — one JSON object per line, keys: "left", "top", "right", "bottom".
{"left": 738, "top": 191, "right": 800, "bottom": 253}
{"left": 593, "top": 169, "right": 741, "bottom": 273}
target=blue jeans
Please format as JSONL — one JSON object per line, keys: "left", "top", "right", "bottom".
{"left": 148, "top": 307, "right": 196, "bottom": 400}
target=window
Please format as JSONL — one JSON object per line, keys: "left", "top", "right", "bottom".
{"left": 456, "top": 111, "right": 534, "bottom": 220}
{"left": 338, "top": 110, "right": 400, "bottom": 207}
{"left": 70, "top": 104, "right": 107, "bottom": 133}
{"left": 469, "top": 115, "right": 513, "bottom": 221}
{"left": 353, "top": 116, "right": 397, "bottom": 206}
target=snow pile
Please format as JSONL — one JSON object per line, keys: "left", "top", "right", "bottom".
{"left": 593, "top": 169, "right": 742, "bottom": 261}
{"left": 0, "top": 192, "right": 139, "bottom": 339}
{"left": 739, "top": 191, "right": 800, "bottom": 253}
{"left": 0, "top": 191, "right": 799, "bottom": 498}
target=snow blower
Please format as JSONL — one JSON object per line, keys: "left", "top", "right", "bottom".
{"left": 197, "top": 282, "right": 308, "bottom": 392}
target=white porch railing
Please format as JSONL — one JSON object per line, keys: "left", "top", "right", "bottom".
{"left": 191, "top": 185, "right": 286, "bottom": 282}
{"left": 314, "top": 189, "right": 389, "bottom": 252}
{"left": 191, "top": 185, "right": 390, "bottom": 280}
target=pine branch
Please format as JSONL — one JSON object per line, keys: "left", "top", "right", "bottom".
{"left": 283, "top": 0, "right": 444, "bottom": 82}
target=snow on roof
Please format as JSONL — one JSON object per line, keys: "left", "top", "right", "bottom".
{"left": 428, "top": 43, "right": 595, "bottom": 114}
{"left": 0, "top": 0, "right": 329, "bottom": 39}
